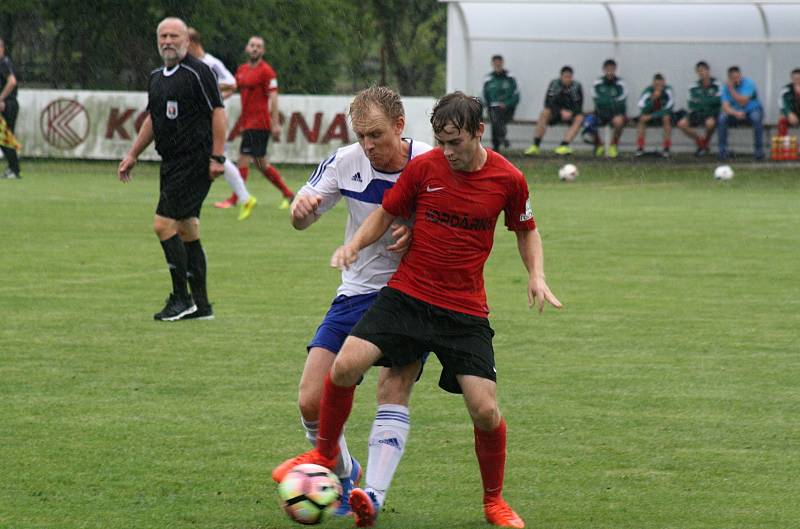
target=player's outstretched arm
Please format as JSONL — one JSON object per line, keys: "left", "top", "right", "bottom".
{"left": 290, "top": 193, "right": 323, "bottom": 230}
{"left": 118, "top": 114, "right": 154, "bottom": 182}
{"left": 331, "top": 206, "right": 397, "bottom": 270}
{"left": 516, "top": 229, "right": 562, "bottom": 313}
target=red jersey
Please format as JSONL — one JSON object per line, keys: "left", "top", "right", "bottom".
{"left": 235, "top": 59, "right": 278, "bottom": 130}
{"left": 382, "top": 148, "right": 536, "bottom": 318}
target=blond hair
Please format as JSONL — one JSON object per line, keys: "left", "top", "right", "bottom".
{"left": 349, "top": 85, "right": 405, "bottom": 123}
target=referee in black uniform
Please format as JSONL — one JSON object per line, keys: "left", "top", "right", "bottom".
{"left": 118, "top": 17, "right": 226, "bottom": 321}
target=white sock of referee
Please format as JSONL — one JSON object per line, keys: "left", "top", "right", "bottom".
{"left": 365, "top": 404, "right": 410, "bottom": 507}
{"left": 222, "top": 159, "right": 250, "bottom": 203}
{"left": 301, "top": 416, "right": 354, "bottom": 479}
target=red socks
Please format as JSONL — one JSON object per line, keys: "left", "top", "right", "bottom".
{"left": 316, "top": 374, "right": 356, "bottom": 460}
{"left": 663, "top": 139, "right": 671, "bottom": 150}
{"left": 636, "top": 135, "right": 645, "bottom": 150}
{"left": 474, "top": 418, "right": 507, "bottom": 501}
{"left": 260, "top": 164, "right": 294, "bottom": 198}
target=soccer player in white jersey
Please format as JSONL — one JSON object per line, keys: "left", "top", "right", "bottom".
{"left": 278, "top": 86, "right": 432, "bottom": 520}
{"left": 187, "top": 28, "right": 257, "bottom": 221}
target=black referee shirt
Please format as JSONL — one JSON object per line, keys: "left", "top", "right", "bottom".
{"left": 147, "top": 53, "right": 223, "bottom": 160}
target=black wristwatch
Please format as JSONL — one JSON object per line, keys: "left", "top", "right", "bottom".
{"left": 210, "top": 154, "right": 226, "bottom": 164}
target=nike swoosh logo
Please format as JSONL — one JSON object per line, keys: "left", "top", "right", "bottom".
{"left": 426, "top": 186, "right": 445, "bottom": 192}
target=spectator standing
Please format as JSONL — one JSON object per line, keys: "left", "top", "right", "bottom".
{"left": 0, "top": 37, "right": 21, "bottom": 179}
{"left": 635, "top": 73, "right": 675, "bottom": 157}
{"left": 718, "top": 66, "right": 764, "bottom": 160}
{"left": 675, "top": 61, "right": 721, "bottom": 156}
{"left": 482, "top": 55, "right": 519, "bottom": 152}
{"left": 590, "top": 59, "right": 627, "bottom": 158}
{"left": 524, "top": 65, "right": 583, "bottom": 156}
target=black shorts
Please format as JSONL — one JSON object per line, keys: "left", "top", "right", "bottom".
{"left": 546, "top": 106, "right": 581, "bottom": 125}
{"left": 350, "top": 287, "right": 496, "bottom": 394}
{"left": 1, "top": 99, "right": 18, "bottom": 130}
{"left": 637, "top": 112, "right": 675, "bottom": 126}
{"left": 240, "top": 129, "right": 270, "bottom": 157}
{"left": 595, "top": 110, "right": 626, "bottom": 126}
{"left": 156, "top": 154, "right": 212, "bottom": 220}
{"left": 674, "top": 110, "right": 715, "bottom": 127}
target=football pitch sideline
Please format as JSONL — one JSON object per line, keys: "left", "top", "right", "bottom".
{"left": 1, "top": 159, "right": 798, "bottom": 529}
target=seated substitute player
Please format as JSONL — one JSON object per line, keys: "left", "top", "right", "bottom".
{"left": 274, "top": 92, "right": 562, "bottom": 529}
{"left": 589, "top": 59, "right": 627, "bottom": 158}
{"left": 635, "top": 73, "right": 675, "bottom": 158}
{"left": 284, "top": 85, "right": 432, "bottom": 516}
{"left": 778, "top": 68, "right": 800, "bottom": 134}
{"left": 524, "top": 65, "right": 584, "bottom": 156}
{"left": 675, "top": 61, "right": 721, "bottom": 156}
{"left": 718, "top": 66, "right": 764, "bottom": 160}
{"left": 187, "top": 28, "right": 257, "bottom": 221}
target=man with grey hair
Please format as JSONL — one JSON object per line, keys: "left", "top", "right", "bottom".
{"left": 117, "top": 17, "right": 226, "bottom": 321}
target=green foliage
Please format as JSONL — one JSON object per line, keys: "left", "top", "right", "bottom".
{"left": 1, "top": 159, "right": 799, "bottom": 528}
{"left": 0, "top": 0, "right": 446, "bottom": 95}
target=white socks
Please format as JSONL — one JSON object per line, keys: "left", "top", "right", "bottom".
{"left": 365, "top": 404, "right": 410, "bottom": 507}
{"left": 300, "top": 416, "right": 353, "bottom": 479}
{"left": 222, "top": 160, "right": 250, "bottom": 203}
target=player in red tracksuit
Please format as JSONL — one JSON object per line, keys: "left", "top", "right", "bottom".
{"left": 273, "top": 92, "right": 562, "bottom": 528}
{"left": 215, "top": 36, "right": 294, "bottom": 210}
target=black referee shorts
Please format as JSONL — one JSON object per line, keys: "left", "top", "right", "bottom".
{"left": 156, "top": 154, "right": 212, "bottom": 220}
{"left": 350, "top": 287, "right": 496, "bottom": 394}
{"left": 240, "top": 129, "right": 270, "bottom": 157}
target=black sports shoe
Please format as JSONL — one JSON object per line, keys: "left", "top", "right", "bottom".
{"left": 180, "top": 304, "right": 214, "bottom": 320}
{"left": 154, "top": 294, "right": 197, "bottom": 321}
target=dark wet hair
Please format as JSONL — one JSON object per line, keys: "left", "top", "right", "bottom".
{"left": 653, "top": 73, "right": 665, "bottom": 81}
{"left": 430, "top": 92, "right": 483, "bottom": 136}
{"left": 561, "top": 65, "right": 573, "bottom": 75}
{"left": 603, "top": 58, "right": 616, "bottom": 68}
{"left": 728, "top": 65, "right": 741, "bottom": 75}
{"left": 491, "top": 54, "right": 503, "bottom": 62}
{"left": 695, "top": 60, "right": 709, "bottom": 70}
{"left": 791, "top": 68, "right": 800, "bottom": 76}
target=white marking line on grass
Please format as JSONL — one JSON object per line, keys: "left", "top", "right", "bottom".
{"left": 0, "top": 268, "right": 163, "bottom": 293}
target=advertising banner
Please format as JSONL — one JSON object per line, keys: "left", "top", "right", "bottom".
{"left": 11, "top": 89, "right": 436, "bottom": 164}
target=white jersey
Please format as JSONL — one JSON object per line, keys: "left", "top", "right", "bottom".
{"left": 299, "top": 139, "right": 433, "bottom": 297}
{"left": 200, "top": 52, "right": 236, "bottom": 87}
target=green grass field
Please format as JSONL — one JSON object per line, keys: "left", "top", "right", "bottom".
{"left": 1, "top": 157, "right": 799, "bottom": 529}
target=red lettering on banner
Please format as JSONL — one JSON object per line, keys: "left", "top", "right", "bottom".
{"left": 105, "top": 108, "right": 135, "bottom": 139}
{"left": 287, "top": 112, "right": 322, "bottom": 143}
{"left": 321, "top": 113, "right": 349, "bottom": 144}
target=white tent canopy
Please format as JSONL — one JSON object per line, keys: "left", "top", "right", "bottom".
{"left": 444, "top": 0, "right": 800, "bottom": 124}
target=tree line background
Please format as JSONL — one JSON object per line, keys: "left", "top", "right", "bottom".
{"left": 0, "top": 0, "right": 446, "bottom": 96}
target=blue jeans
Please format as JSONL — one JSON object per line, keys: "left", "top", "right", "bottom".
{"left": 717, "top": 108, "right": 764, "bottom": 159}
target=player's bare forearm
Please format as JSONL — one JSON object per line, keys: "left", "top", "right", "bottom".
{"left": 352, "top": 207, "right": 396, "bottom": 252}
{"left": 211, "top": 107, "right": 226, "bottom": 156}
{"left": 516, "top": 229, "right": 562, "bottom": 312}
{"left": 128, "top": 114, "right": 154, "bottom": 159}
{"left": 516, "top": 229, "right": 544, "bottom": 280}
{"left": 331, "top": 207, "right": 396, "bottom": 270}
{"left": 269, "top": 91, "right": 280, "bottom": 139}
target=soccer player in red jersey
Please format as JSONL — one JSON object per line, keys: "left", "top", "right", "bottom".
{"left": 273, "top": 92, "right": 561, "bottom": 528}
{"left": 215, "top": 36, "right": 294, "bottom": 210}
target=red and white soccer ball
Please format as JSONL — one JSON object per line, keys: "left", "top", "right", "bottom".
{"left": 558, "top": 163, "right": 578, "bottom": 182}
{"left": 278, "top": 464, "right": 342, "bottom": 525}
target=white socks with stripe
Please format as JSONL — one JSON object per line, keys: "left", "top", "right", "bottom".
{"left": 301, "top": 416, "right": 353, "bottom": 479}
{"left": 222, "top": 159, "right": 250, "bottom": 203}
{"left": 365, "top": 404, "right": 410, "bottom": 507}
